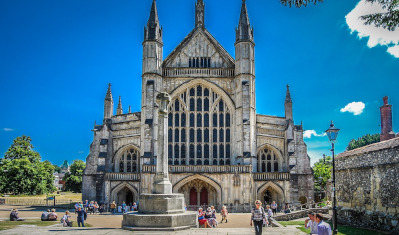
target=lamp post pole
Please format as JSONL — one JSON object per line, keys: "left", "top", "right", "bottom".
{"left": 331, "top": 142, "right": 337, "bottom": 235}
{"left": 325, "top": 121, "right": 340, "bottom": 235}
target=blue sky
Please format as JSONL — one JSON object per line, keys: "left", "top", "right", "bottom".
{"left": 1, "top": 0, "right": 398, "bottom": 166}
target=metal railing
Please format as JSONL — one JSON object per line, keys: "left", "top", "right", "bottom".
{"left": 4, "top": 198, "right": 75, "bottom": 209}
{"left": 253, "top": 172, "right": 290, "bottom": 181}
{"left": 163, "top": 68, "right": 235, "bottom": 78}
{"left": 105, "top": 173, "right": 141, "bottom": 181}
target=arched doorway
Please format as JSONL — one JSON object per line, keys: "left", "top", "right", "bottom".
{"left": 177, "top": 179, "right": 217, "bottom": 210}
{"left": 116, "top": 187, "right": 135, "bottom": 206}
{"left": 258, "top": 182, "right": 285, "bottom": 207}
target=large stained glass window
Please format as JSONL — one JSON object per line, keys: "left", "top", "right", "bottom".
{"left": 168, "top": 85, "right": 232, "bottom": 165}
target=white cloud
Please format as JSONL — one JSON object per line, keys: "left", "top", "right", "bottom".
{"left": 346, "top": 0, "right": 399, "bottom": 58}
{"left": 340, "top": 101, "right": 365, "bottom": 115}
{"left": 304, "top": 130, "right": 327, "bottom": 139}
{"left": 3, "top": 128, "right": 14, "bottom": 131}
{"left": 78, "top": 151, "right": 84, "bottom": 154}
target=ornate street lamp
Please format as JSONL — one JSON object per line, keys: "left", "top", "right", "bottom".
{"left": 325, "top": 121, "right": 340, "bottom": 234}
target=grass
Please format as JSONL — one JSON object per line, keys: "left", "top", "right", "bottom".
{"left": 0, "top": 219, "right": 92, "bottom": 231}
{"left": 7, "top": 192, "right": 82, "bottom": 201}
{"left": 278, "top": 221, "right": 387, "bottom": 235}
{"left": 0, "top": 220, "right": 58, "bottom": 231}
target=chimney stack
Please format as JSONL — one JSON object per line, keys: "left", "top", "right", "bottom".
{"left": 380, "top": 96, "right": 395, "bottom": 141}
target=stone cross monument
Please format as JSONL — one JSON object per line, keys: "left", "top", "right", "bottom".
{"left": 122, "top": 91, "right": 197, "bottom": 231}
{"left": 153, "top": 92, "right": 172, "bottom": 194}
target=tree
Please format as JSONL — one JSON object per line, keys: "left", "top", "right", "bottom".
{"left": 281, "top": 0, "right": 399, "bottom": 31}
{"left": 313, "top": 156, "right": 332, "bottom": 193}
{"left": 53, "top": 164, "right": 61, "bottom": 173}
{"left": 361, "top": 0, "right": 399, "bottom": 31}
{"left": 63, "top": 160, "right": 86, "bottom": 193}
{"left": 346, "top": 133, "right": 380, "bottom": 151}
{"left": 3, "top": 135, "right": 40, "bottom": 163}
{"left": 0, "top": 136, "right": 55, "bottom": 195}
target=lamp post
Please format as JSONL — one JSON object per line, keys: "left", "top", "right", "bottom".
{"left": 325, "top": 121, "right": 340, "bottom": 235}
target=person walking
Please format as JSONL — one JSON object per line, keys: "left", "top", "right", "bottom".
{"left": 76, "top": 207, "right": 87, "bottom": 227}
{"left": 271, "top": 201, "right": 278, "bottom": 216}
{"left": 41, "top": 209, "right": 50, "bottom": 221}
{"left": 266, "top": 205, "right": 273, "bottom": 226}
{"left": 305, "top": 212, "right": 318, "bottom": 235}
{"left": 250, "top": 200, "right": 267, "bottom": 235}
{"left": 314, "top": 213, "right": 332, "bottom": 235}
{"left": 220, "top": 205, "right": 228, "bottom": 223}
{"left": 110, "top": 201, "right": 116, "bottom": 214}
{"left": 121, "top": 201, "right": 127, "bottom": 213}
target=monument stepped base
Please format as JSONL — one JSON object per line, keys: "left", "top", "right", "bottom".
{"left": 121, "top": 211, "right": 198, "bottom": 230}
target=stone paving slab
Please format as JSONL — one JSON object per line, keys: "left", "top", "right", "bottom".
{"left": 0, "top": 226, "right": 306, "bottom": 235}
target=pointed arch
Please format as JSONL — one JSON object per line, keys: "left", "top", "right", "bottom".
{"left": 113, "top": 144, "right": 140, "bottom": 172}
{"left": 173, "top": 174, "right": 222, "bottom": 204}
{"left": 257, "top": 143, "right": 284, "bottom": 172}
{"left": 110, "top": 182, "right": 139, "bottom": 204}
{"left": 257, "top": 181, "right": 285, "bottom": 203}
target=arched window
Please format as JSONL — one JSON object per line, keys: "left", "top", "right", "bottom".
{"left": 257, "top": 147, "right": 281, "bottom": 172}
{"left": 115, "top": 148, "right": 139, "bottom": 173}
{"left": 168, "top": 85, "right": 232, "bottom": 165}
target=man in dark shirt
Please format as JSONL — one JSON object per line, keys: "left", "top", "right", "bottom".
{"left": 41, "top": 209, "right": 50, "bottom": 221}
{"left": 76, "top": 207, "right": 87, "bottom": 227}
{"left": 10, "top": 209, "right": 24, "bottom": 221}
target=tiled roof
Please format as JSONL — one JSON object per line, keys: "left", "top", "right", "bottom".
{"left": 337, "top": 137, "right": 399, "bottom": 159}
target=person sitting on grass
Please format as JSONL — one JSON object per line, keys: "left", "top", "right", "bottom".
{"left": 10, "top": 209, "right": 24, "bottom": 221}
{"left": 48, "top": 208, "right": 58, "bottom": 221}
{"left": 41, "top": 209, "right": 50, "bottom": 221}
{"left": 314, "top": 213, "right": 332, "bottom": 235}
{"left": 61, "top": 210, "right": 72, "bottom": 227}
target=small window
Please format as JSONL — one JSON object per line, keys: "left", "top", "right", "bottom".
{"left": 175, "top": 99, "right": 180, "bottom": 111}
{"left": 197, "top": 113, "right": 202, "bottom": 127}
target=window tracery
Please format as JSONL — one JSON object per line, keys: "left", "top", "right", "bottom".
{"left": 257, "top": 148, "right": 280, "bottom": 172}
{"left": 168, "top": 85, "right": 231, "bottom": 165}
{"left": 115, "top": 148, "right": 139, "bottom": 173}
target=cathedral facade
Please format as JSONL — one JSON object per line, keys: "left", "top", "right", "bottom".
{"left": 83, "top": 0, "right": 314, "bottom": 210}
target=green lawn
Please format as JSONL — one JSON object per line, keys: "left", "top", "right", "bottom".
{"left": 0, "top": 219, "right": 91, "bottom": 231}
{"left": 278, "top": 221, "right": 387, "bottom": 235}
{"left": 0, "top": 220, "right": 58, "bottom": 231}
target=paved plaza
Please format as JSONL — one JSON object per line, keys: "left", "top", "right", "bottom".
{"left": 0, "top": 205, "right": 306, "bottom": 234}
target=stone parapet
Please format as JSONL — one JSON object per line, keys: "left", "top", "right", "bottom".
{"left": 274, "top": 208, "right": 329, "bottom": 221}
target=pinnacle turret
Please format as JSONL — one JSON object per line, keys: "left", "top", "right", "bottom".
{"left": 285, "top": 84, "right": 292, "bottom": 103}
{"left": 195, "top": 0, "right": 205, "bottom": 28}
{"left": 236, "top": 0, "right": 253, "bottom": 42}
{"left": 117, "top": 96, "right": 123, "bottom": 115}
{"left": 144, "top": 0, "right": 162, "bottom": 42}
{"left": 105, "top": 83, "right": 113, "bottom": 101}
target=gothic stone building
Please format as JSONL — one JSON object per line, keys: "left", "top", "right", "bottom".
{"left": 83, "top": 0, "right": 314, "bottom": 210}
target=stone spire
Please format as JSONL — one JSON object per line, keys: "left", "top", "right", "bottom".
{"left": 144, "top": 0, "right": 162, "bottom": 42}
{"left": 236, "top": 0, "right": 253, "bottom": 42}
{"left": 380, "top": 96, "right": 395, "bottom": 141}
{"left": 285, "top": 85, "right": 293, "bottom": 120}
{"left": 117, "top": 96, "right": 123, "bottom": 115}
{"left": 285, "top": 84, "right": 292, "bottom": 103}
{"left": 128, "top": 105, "right": 132, "bottom": 113}
{"left": 195, "top": 0, "right": 205, "bottom": 28}
{"left": 104, "top": 83, "right": 114, "bottom": 119}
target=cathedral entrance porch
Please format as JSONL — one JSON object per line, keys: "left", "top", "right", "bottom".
{"left": 258, "top": 182, "right": 285, "bottom": 207}
{"left": 175, "top": 177, "right": 220, "bottom": 210}
{"left": 117, "top": 187, "right": 134, "bottom": 206}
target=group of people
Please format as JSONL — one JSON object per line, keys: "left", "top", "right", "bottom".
{"left": 305, "top": 212, "right": 332, "bottom": 235}
{"left": 74, "top": 200, "right": 104, "bottom": 215}
{"left": 197, "top": 205, "right": 228, "bottom": 228}
{"left": 109, "top": 201, "right": 138, "bottom": 214}
{"left": 40, "top": 209, "right": 58, "bottom": 221}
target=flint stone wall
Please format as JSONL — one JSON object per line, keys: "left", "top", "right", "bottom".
{"left": 335, "top": 137, "right": 399, "bottom": 234}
